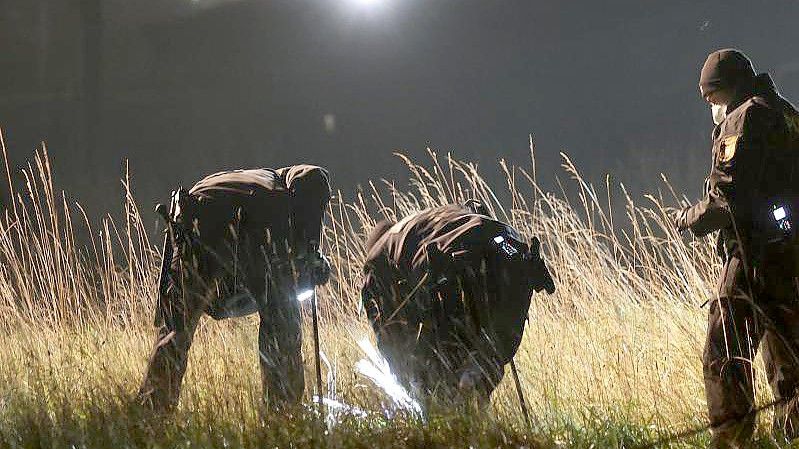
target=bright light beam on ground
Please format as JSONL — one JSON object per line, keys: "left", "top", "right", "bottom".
{"left": 312, "top": 396, "right": 368, "bottom": 419}
{"left": 355, "top": 338, "right": 424, "bottom": 419}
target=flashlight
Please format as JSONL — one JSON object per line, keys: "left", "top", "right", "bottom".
{"left": 772, "top": 204, "right": 792, "bottom": 233}
{"left": 492, "top": 234, "right": 518, "bottom": 258}
{"left": 774, "top": 206, "right": 787, "bottom": 221}
{"left": 297, "top": 289, "right": 314, "bottom": 302}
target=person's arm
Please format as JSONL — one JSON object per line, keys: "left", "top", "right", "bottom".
{"left": 675, "top": 186, "right": 731, "bottom": 237}
{"left": 281, "top": 165, "right": 331, "bottom": 251}
{"left": 676, "top": 104, "right": 776, "bottom": 237}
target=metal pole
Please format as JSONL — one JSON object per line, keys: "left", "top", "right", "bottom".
{"left": 509, "top": 358, "right": 532, "bottom": 431}
{"left": 310, "top": 289, "right": 324, "bottom": 415}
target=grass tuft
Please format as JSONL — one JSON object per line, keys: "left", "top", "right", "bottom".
{"left": 0, "top": 144, "right": 786, "bottom": 447}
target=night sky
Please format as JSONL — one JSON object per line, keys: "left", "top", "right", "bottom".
{"left": 2, "top": 0, "right": 799, "bottom": 219}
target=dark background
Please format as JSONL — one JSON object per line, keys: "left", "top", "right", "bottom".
{"left": 2, "top": 0, "right": 799, "bottom": 222}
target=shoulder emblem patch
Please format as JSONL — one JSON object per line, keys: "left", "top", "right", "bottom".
{"left": 719, "top": 134, "right": 740, "bottom": 163}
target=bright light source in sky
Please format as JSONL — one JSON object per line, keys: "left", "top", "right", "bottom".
{"left": 342, "top": 0, "right": 389, "bottom": 18}
{"left": 349, "top": 0, "right": 386, "bottom": 9}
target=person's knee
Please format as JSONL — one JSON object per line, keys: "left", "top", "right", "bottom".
{"left": 259, "top": 344, "right": 305, "bottom": 404}
{"left": 156, "top": 328, "right": 191, "bottom": 352}
{"left": 703, "top": 327, "right": 760, "bottom": 446}
{"left": 703, "top": 352, "right": 754, "bottom": 391}
{"left": 703, "top": 322, "right": 755, "bottom": 381}
{"left": 258, "top": 322, "right": 302, "bottom": 366}
{"left": 458, "top": 366, "right": 500, "bottom": 400}
{"left": 155, "top": 287, "right": 203, "bottom": 331}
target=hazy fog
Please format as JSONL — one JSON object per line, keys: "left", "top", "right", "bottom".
{"left": 3, "top": 0, "right": 799, "bottom": 220}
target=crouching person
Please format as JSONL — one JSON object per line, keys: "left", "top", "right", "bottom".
{"left": 361, "top": 201, "right": 555, "bottom": 405}
{"left": 138, "top": 165, "right": 331, "bottom": 411}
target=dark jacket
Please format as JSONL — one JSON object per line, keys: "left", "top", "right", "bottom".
{"left": 677, "top": 74, "right": 799, "bottom": 263}
{"left": 361, "top": 203, "right": 553, "bottom": 396}
{"left": 184, "top": 165, "right": 330, "bottom": 257}
{"left": 161, "top": 165, "right": 330, "bottom": 320}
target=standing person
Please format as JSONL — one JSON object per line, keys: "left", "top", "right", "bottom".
{"left": 675, "top": 49, "right": 799, "bottom": 447}
{"left": 361, "top": 201, "right": 555, "bottom": 405}
{"left": 138, "top": 165, "right": 331, "bottom": 411}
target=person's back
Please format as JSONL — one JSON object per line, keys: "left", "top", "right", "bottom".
{"left": 176, "top": 169, "right": 292, "bottom": 271}
{"left": 362, "top": 202, "right": 554, "bottom": 402}
{"left": 138, "top": 164, "right": 331, "bottom": 411}
{"left": 184, "top": 165, "right": 330, "bottom": 259}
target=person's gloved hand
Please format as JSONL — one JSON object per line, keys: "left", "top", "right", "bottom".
{"left": 531, "top": 261, "right": 555, "bottom": 294}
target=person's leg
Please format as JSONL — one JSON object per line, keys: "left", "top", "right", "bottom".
{"left": 254, "top": 262, "right": 305, "bottom": 407}
{"left": 704, "top": 258, "right": 763, "bottom": 448}
{"left": 138, "top": 251, "right": 206, "bottom": 412}
{"left": 456, "top": 349, "right": 503, "bottom": 407}
{"left": 760, "top": 275, "right": 799, "bottom": 441}
{"left": 704, "top": 298, "right": 762, "bottom": 447}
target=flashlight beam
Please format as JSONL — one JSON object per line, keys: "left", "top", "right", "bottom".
{"left": 297, "top": 289, "right": 314, "bottom": 302}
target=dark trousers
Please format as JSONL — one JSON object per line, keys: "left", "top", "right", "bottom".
{"left": 704, "top": 254, "right": 799, "bottom": 447}
{"left": 137, "top": 229, "right": 304, "bottom": 411}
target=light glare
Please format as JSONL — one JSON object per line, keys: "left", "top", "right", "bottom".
{"left": 355, "top": 338, "right": 424, "bottom": 418}
{"left": 350, "top": 0, "right": 384, "bottom": 9}
{"left": 297, "top": 289, "right": 314, "bottom": 302}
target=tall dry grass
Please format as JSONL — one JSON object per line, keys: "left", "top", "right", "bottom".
{"left": 0, "top": 139, "right": 784, "bottom": 447}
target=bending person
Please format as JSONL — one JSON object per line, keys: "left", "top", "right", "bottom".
{"left": 361, "top": 201, "right": 555, "bottom": 405}
{"left": 138, "top": 165, "right": 331, "bottom": 411}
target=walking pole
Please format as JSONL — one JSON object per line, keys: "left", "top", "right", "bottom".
{"left": 310, "top": 288, "right": 325, "bottom": 416}
{"left": 509, "top": 358, "right": 533, "bottom": 432}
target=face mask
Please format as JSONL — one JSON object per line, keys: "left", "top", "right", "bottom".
{"left": 711, "top": 103, "right": 727, "bottom": 125}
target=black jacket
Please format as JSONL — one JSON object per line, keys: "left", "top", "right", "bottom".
{"left": 361, "top": 203, "right": 553, "bottom": 394}
{"left": 186, "top": 165, "right": 330, "bottom": 255}
{"left": 677, "top": 74, "right": 799, "bottom": 262}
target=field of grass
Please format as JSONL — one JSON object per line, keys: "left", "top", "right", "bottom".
{"left": 0, "top": 144, "right": 787, "bottom": 448}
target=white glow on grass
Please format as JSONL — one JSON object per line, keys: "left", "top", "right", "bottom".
{"left": 774, "top": 206, "right": 787, "bottom": 221}
{"left": 312, "top": 395, "right": 368, "bottom": 419}
{"left": 493, "top": 235, "right": 505, "bottom": 244}
{"left": 354, "top": 338, "right": 423, "bottom": 418}
{"left": 309, "top": 351, "right": 368, "bottom": 426}
{"left": 297, "top": 289, "right": 314, "bottom": 302}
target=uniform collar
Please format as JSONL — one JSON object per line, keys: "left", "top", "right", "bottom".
{"left": 727, "top": 73, "right": 777, "bottom": 111}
